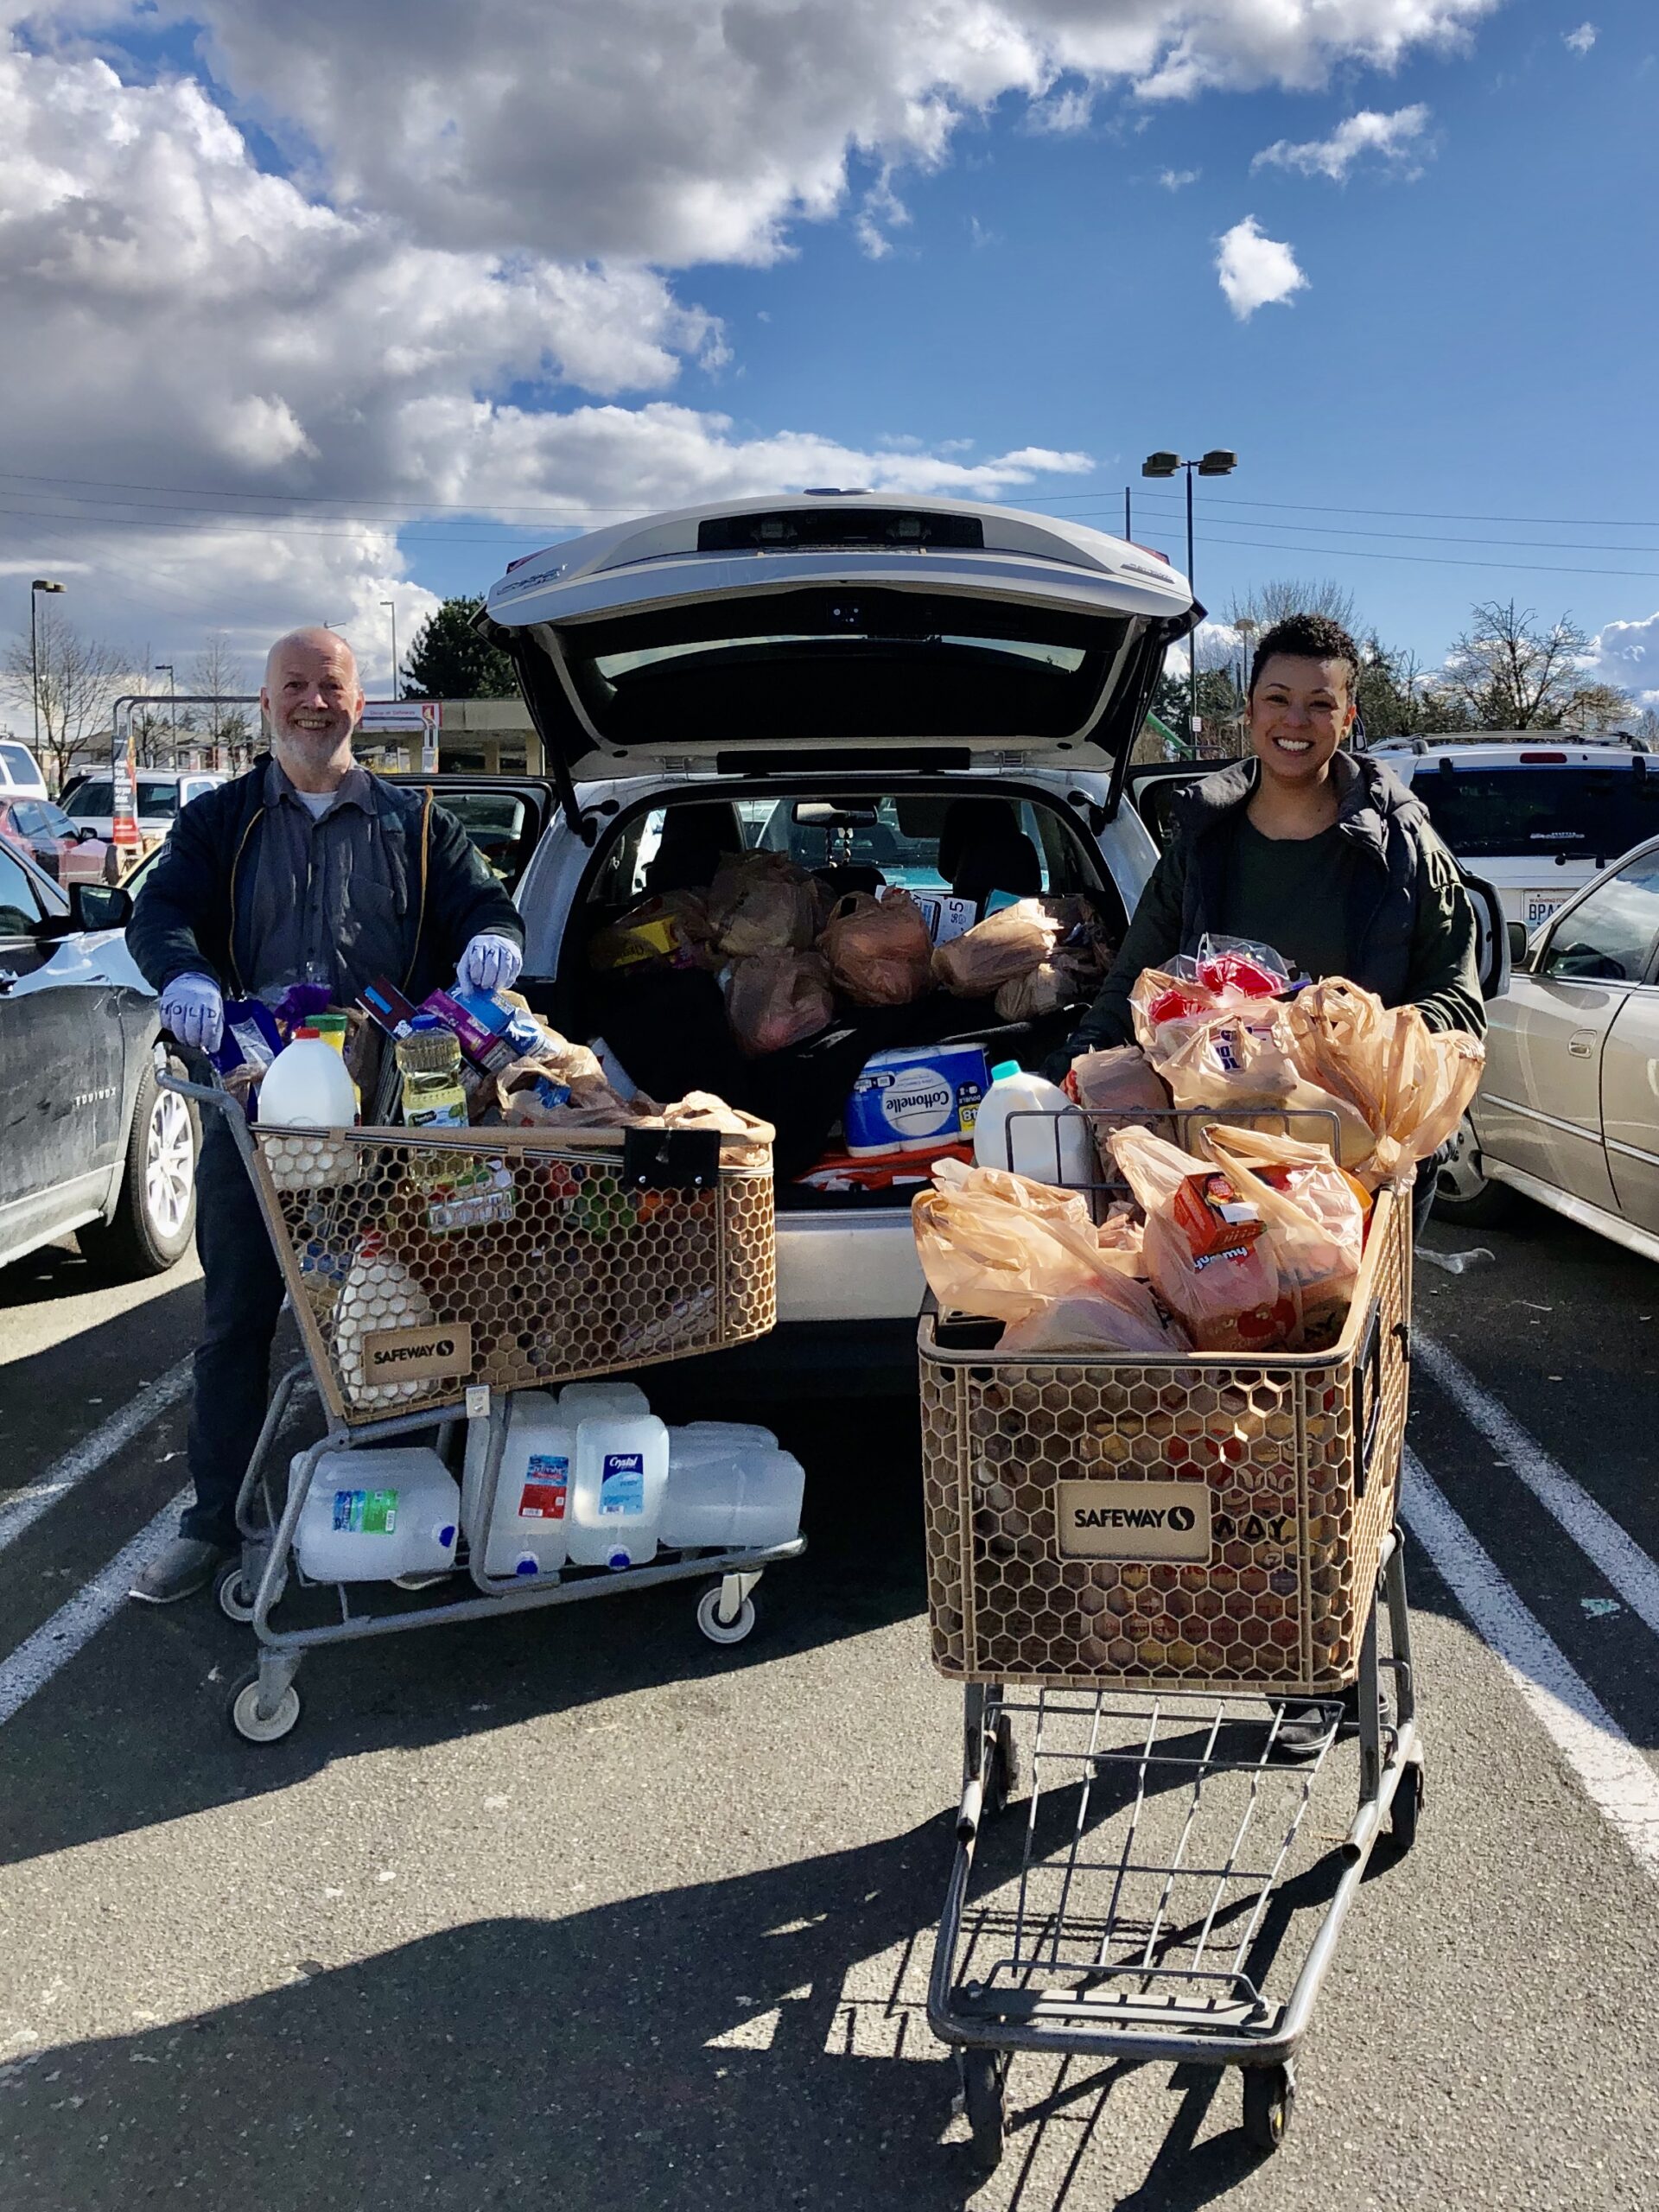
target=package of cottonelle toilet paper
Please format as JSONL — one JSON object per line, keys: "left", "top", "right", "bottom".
{"left": 843, "top": 1041, "right": 990, "bottom": 1156}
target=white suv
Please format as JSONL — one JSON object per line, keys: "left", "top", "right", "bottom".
{"left": 472, "top": 494, "right": 1503, "bottom": 1370}
{"left": 1367, "top": 735, "right": 1656, "bottom": 932}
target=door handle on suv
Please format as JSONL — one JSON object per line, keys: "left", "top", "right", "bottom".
{"left": 1567, "top": 1030, "right": 1598, "bottom": 1058}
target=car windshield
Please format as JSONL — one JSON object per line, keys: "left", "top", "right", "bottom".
{"left": 1, "top": 743, "right": 39, "bottom": 783}
{"left": 1414, "top": 766, "right": 1659, "bottom": 861}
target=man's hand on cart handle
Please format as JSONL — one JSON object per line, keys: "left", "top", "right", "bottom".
{"left": 456, "top": 932, "right": 523, "bottom": 995}
{"left": 158, "top": 972, "right": 225, "bottom": 1056}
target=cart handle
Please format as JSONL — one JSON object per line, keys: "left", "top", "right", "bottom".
{"left": 1351, "top": 1296, "right": 1383, "bottom": 1501}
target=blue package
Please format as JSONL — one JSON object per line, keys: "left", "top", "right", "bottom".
{"left": 211, "top": 998, "right": 283, "bottom": 1080}
{"left": 844, "top": 1041, "right": 991, "bottom": 1156}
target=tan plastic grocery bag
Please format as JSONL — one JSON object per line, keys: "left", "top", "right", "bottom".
{"left": 1156, "top": 1006, "right": 1376, "bottom": 1171}
{"left": 819, "top": 889, "right": 932, "bottom": 1006}
{"left": 1284, "top": 979, "right": 1484, "bottom": 1185}
{"left": 725, "top": 949, "right": 836, "bottom": 1055}
{"left": 997, "top": 1279, "right": 1191, "bottom": 1357}
{"left": 1201, "top": 1125, "right": 1365, "bottom": 1353}
{"left": 932, "top": 899, "right": 1062, "bottom": 996}
{"left": 912, "top": 1158, "right": 1130, "bottom": 1323}
{"left": 1110, "top": 1126, "right": 1295, "bottom": 1353}
{"left": 707, "top": 850, "right": 818, "bottom": 957}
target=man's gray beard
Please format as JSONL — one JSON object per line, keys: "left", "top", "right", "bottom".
{"left": 273, "top": 727, "right": 354, "bottom": 783}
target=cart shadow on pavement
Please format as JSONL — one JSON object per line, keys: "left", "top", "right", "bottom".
{"left": 0, "top": 1388, "right": 935, "bottom": 1873}
{"left": 0, "top": 1815, "right": 1296, "bottom": 2212}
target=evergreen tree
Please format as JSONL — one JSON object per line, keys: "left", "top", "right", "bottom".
{"left": 401, "top": 596, "right": 518, "bottom": 699}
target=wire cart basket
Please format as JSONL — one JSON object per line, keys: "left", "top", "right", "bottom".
{"left": 162, "top": 1066, "right": 801, "bottom": 1745}
{"left": 921, "top": 1106, "right": 1423, "bottom": 2164}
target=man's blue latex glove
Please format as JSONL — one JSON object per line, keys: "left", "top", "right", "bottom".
{"left": 456, "top": 933, "right": 523, "bottom": 995}
{"left": 158, "top": 972, "right": 225, "bottom": 1054}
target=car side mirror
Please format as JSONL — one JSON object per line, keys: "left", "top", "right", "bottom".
{"left": 70, "top": 882, "right": 132, "bottom": 931}
{"left": 1506, "top": 919, "right": 1529, "bottom": 969}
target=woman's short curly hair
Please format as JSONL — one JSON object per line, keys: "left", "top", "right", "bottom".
{"left": 1247, "top": 613, "right": 1361, "bottom": 702}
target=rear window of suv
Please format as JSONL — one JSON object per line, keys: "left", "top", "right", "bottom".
{"left": 63, "top": 778, "right": 184, "bottom": 820}
{"left": 1414, "top": 765, "right": 1659, "bottom": 861}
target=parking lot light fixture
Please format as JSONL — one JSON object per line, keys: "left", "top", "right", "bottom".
{"left": 1141, "top": 451, "right": 1238, "bottom": 748}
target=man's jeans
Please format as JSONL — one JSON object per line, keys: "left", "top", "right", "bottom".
{"left": 181, "top": 1116, "right": 285, "bottom": 1548}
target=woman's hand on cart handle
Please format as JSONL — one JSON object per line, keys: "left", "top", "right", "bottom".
{"left": 158, "top": 972, "right": 224, "bottom": 1055}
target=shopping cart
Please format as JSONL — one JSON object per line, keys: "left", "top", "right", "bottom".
{"left": 919, "top": 1106, "right": 1422, "bottom": 2163}
{"left": 161, "top": 1061, "right": 802, "bottom": 1745}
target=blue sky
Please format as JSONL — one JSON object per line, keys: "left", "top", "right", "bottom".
{"left": 2, "top": 0, "right": 1656, "bottom": 707}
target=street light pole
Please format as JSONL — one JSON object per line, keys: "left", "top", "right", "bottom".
{"left": 155, "top": 663, "right": 175, "bottom": 769}
{"left": 29, "top": 579, "right": 66, "bottom": 770}
{"left": 381, "top": 599, "right": 398, "bottom": 700}
{"left": 1141, "top": 449, "right": 1237, "bottom": 756}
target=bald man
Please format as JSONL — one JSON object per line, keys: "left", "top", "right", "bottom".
{"left": 126, "top": 626, "right": 523, "bottom": 1603}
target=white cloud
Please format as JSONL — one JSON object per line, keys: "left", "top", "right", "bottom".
{"left": 1159, "top": 166, "right": 1201, "bottom": 189}
{"left": 1214, "top": 216, "right": 1309, "bottom": 319}
{"left": 1585, "top": 613, "right": 1659, "bottom": 706}
{"left": 1564, "top": 22, "right": 1598, "bottom": 56}
{"left": 1028, "top": 84, "right": 1093, "bottom": 133}
{"left": 1252, "top": 104, "right": 1433, "bottom": 181}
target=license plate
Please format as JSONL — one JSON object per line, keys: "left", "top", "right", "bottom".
{"left": 1526, "top": 896, "right": 1562, "bottom": 926}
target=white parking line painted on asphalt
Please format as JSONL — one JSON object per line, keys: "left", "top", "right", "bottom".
{"left": 0, "top": 1357, "right": 192, "bottom": 1558}
{"left": 0, "top": 1491, "right": 190, "bottom": 1729}
{"left": 1416, "top": 1333, "right": 1659, "bottom": 1643}
{"left": 1402, "top": 1450, "right": 1659, "bottom": 1884}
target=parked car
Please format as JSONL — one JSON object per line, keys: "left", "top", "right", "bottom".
{"left": 60, "top": 766, "right": 228, "bottom": 854}
{"left": 0, "top": 842, "right": 198, "bottom": 1276}
{"left": 1364, "top": 736, "right": 1657, "bottom": 933}
{"left": 465, "top": 492, "right": 1508, "bottom": 1371}
{"left": 0, "top": 739, "right": 50, "bottom": 802}
{"left": 0, "top": 796, "right": 118, "bottom": 887}
{"left": 1436, "top": 834, "right": 1659, "bottom": 1255}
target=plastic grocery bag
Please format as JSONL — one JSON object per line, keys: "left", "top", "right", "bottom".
{"left": 725, "top": 949, "right": 836, "bottom": 1056}
{"left": 932, "top": 899, "right": 1063, "bottom": 997}
{"left": 994, "top": 951, "right": 1095, "bottom": 1022}
{"left": 819, "top": 889, "right": 933, "bottom": 1006}
{"left": 1066, "top": 1045, "right": 1170, "bottom": 1119}
{"left": 1283, "top": 979, "right": 1484, "bottom": 1185}
{"left": 998, "top": 1279, "right": 1191, "bottom": 1357}
{"left": 1130, "top": 936, "right": 1291, "bottom": 1058}
{"left": 707, "top": 850, "right": 818, "bottom": 957}
{"left": 912, "top": 1157, "right": 1134, "bottom": 1324}
{"left": 1155, "top": 1006, "right": 1376, "bottom": 1171}
{"left": 1201, "top": 1125, "right": 1365, "bottom": 1352}
{"left": 1110, "top": 1125, "right": 1295, "bottom": 1353}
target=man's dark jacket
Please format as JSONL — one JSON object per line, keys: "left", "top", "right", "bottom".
{"left": 1067, "top": 749, "right": 1485, "bottom": 1057}
{"left": 127, "top": 755, "right": 523, "bottom": 1006}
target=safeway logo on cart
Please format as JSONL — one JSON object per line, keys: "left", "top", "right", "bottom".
{"left": 361, "top": 1323, "right": 474, "bottom": 1383}
{"left": 1056, "top": 1480, "right": 1212, "bottom": 1561}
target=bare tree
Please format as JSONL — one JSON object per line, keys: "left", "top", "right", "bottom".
{"left": 1, "top": 608, "right": 128, "bottom": 795}
{"left": 1228, "top": 578, "right": 1359, "bottom": 634}
{"left": 190, "top": 633, "right": 254, "bottom": 767}
{"left": 1440, "top": 601, "right": 1620, "bottom": 730}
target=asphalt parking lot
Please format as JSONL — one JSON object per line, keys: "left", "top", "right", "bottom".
{"left": 1, "top": 1197, "right": 1656, "bottom": 2210}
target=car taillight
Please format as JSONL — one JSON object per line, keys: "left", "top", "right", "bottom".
{"left": 1129, "top": 543, "right": 1171, "bottom": 564}
{"left": 1518, "top": 751, "right": 1568, "bottom": 764}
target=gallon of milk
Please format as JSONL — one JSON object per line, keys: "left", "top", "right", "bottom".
{"left": 973, "top": 1060, "right": 1094, "bottom": 1186}
{"left": 844, "top": 1041, "right": 990, "bottom": 1157}
{"left": 661, "top": 1444, "right": 804, "bottom": 1552}
{"left": 557, "top": 1379, "right": 651, "bottom": 1422}
{"left": 332, "top": 1234, "right": 439, "bottom": 1409}
{"left": 567, "top": 1415, "right": 669, "bottom": 1569}
{"left": 293, "top": 1446, "right": 460, "bottom": 1582}
{"left": 258, "top": 1033, "right": 360, "bottom": 1189}
{"left": 461, "top": 1392, "right": 574, "bottom": 1580}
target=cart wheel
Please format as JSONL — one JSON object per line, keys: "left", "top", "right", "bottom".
{"left": 1242, "top": 2062, "right": 1296, "bottom": 2152}
{"left": 958, "top": 2049, "right": 1008, "bottom": 2168}
{"left": 1389, "top": 1760, "right": 1426, "bottom": 1853}
{"left": 983, "top": 1710, "right": 1021, "bottom": 1818}
{"left": 226, "top": 1669, "right": 302, "bottom": 1746}
{"left": 216, "top": 1563, "right": 257, "bottom": 1624}
{"left": 696, "top": 1581, "right": 757, "bottom": 1646}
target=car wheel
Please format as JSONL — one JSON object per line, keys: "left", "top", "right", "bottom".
{"left": 1433, "top": 1114, "right": 1515, "bottom": 1228}
{"left": 79, "top": 1055, "right": 199, "bottom": 1278}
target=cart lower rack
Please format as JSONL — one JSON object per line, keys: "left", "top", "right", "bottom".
{"left": 162, "top": 1066, "right": 801, "bottom": 1745}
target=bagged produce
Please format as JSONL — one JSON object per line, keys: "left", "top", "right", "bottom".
{"left": 1110, "top": 1126, "right": 1295, "bottom": 1352}
{"left": 589, "top": 890, "right": 717, "bottom": 976}
{"left": 707, "top": 850, "right": 817, "bottom": 957}
{"left": 819, "top": 889, "right": 933, "bottom": 1006}
{"left": 1283, "top": 978, "right": 1484, "bottom": 1185}
{"left": 1201, "top": 1126, "right": 1366, "bottom": 1352}
{"left": 997, "top": 1276, "right": 1191, "bottom": 1357}
{"left": 725, "top": 949, "right": 836, "bottom": 1056}
{"left": 912, "top": 1158, "right": 1134, "bottom": 1324}
{"left": 932, "top": 898, "right": 1062, "bottom": 997}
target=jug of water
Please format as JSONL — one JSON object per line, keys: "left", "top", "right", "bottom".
{"left": 293, "top": 1447, "right": 459, "bottom": 1582}
{"left": 567, "top": 1415, "right": 669, "bottom": 1570}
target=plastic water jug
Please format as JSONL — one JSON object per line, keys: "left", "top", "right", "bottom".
{"left": 568, "top": 1415, "right": 669, "bottom": 1570}
{"left": 973, "top": 1060, "right": 1094, "bottom": 1186}
{"left": 669, "top": 1421, "right": 781, "bottom": 1463}
{"left": 558, "top": 1380, "right": 650, "bottom": 1422}
{"left": 333, "top": 1234, "right": 438, "bottom": 1409}
{"left": 259, "top": 1034, "right": 359, "bottom": 1129}
{"left": 461, "top": 1392, "right": 574, "bottom": 1579}
{"left": 293, "top": 1446, "right": 460, "bottom": 1582}
{"left": 661, "top": 1443, "right": 804, "bottom": 1552}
